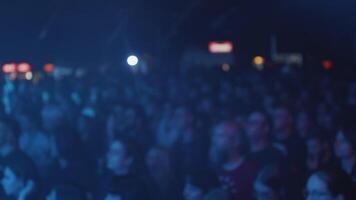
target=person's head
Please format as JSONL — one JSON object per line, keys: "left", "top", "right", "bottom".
{"left": 210, "top": 121, "right": 247, "bottom": 167}
{"left": 254, "top": 165, "right": 285, "bottom": 200}
{"left": 296, "top": 112, "right": 313, "bottom": 138}
{"left": 0, "top": 117, "right": 20, "bottom": 153}
{"left": 316, "top": 104, "right": 335, "bottom": 132}
{"left": 54, "top": 130, "right": 82, "bottom": 161}
{"left": 305, "top": 170, "right": 353, "bottom": 200}
{"left": 145, "top": 146, "right": 171, "bottom": 176}
{"left": 106, "top": 105, "right": 140, "bottom": 138}
{"left": 1, "top": 154, "right": 37, "bottom": 198}
{"left": 41, "top": 104, "right": 67, "bottom": 132}
{"left": 272, "top": 106, "right": 293, "bottom": 134}
{"left": 106, "top": 137, "right": 135, "bottom": 175}
{"left": 245, "top": 111, "right": 270, "bottom": 143}
{"left": 16, "top": 113, "right": 39, "bottom": 134}
{"left": 306, "top": 134, "right": 325, "bottom": 157}
{"left": 46, "top": 185, "right": 86, "bottom": 200}
{"left": 334, "top": 129, "right": 356, "bottom": 160}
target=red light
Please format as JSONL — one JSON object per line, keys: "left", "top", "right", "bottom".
{"left": 17, "top": 63, "right": 31, "bottom": 73}
{"left": 209, "top": 41, "right": 234, "bottom": 53}
{"left": 322, "top": 60, "right": 333, "bottom": 70}
{"left": 2, "top": 63, "right": 16, "bottom": 73}
{"left": 44, "top": 64, "right": 54, "bottom": 73}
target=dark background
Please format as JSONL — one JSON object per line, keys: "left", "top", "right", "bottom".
{"left": 0, "top": 0, "right": 355, "bottom": 68}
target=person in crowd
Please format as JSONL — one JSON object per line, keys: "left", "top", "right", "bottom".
{"left": 49, "top": 129, "right": 95, "bottom": 196}
{"left": 41, "top": 104, "right": 68, "bottom": 134}
{"left": 100, "top": 136, "right": 149, "bottom": 200}
{"left": 334, "top": 129, "right": 356, "bottom": 182}
{"left": 145, "top": 146, "right": 180, "bottom": 200}
{"left": 77, "top": 109, "right": 106, "bottom": 165}
{"left": 245, "top": 111, "right": 284, "bottom": 168}
{"left": 253, "top": 164, "right": 286, "bottom": 200}
{"left": 16, "top": 113, "right": 55, "bottom": 179}
{"left": 1, "top": 151, "right": 39, "bottom": 200}
{"left": 305, "top": 134, "right": 332, "bottom": 174}
{"left": 305, "top": 169, "right": 354, "bottom": 200}
{"left": 272, "top": 106, "right": 305, "bottom": 161}
{"left": 210, "top": 121, "right": 258, "bottom": 200}
{"left": 183, "top": 169, "right": 220, "bottom": 200}
{"left": 0, "top": 117, "right": 23, "bottom": 161}
{"left": 0, "top": 116, "right": 37, "bottom": 199}
{"left": 271, "top": 106, "right": 306, "bottom": 200}
{"left": 296, "top": 111, "right": 314, "bottom": 140}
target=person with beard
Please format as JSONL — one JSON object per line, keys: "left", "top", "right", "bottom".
{"left": 209, "top": 121, "right": 258, "bottom": 200}
{"left": 245, "top": 111, "right": 285, "bottom": 169}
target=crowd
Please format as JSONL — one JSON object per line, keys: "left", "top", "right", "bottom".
{"left": 0, "top": 65, "right": 355, "bottom": 200}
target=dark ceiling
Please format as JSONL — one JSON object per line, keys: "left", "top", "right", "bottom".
{"left": 0, "top": 0, "right": 355, "bottom": 67}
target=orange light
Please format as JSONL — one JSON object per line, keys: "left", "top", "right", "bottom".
{"left": 17, "top": 63, "right": 31, "bottom": 73}
{"left": 322, "top": 60, "right": 333, "bottom": 70}
{"left": 2, "top": 63, "right": 17, "bottom": 73}
{"left": 209, "top": 41, "right": 234, "bottom": 53}
{"left": 222, "top": 63, "right": 231, "bottom": 72}
{"left": 44, "top": 64, "right": 54, "bottom": 73}
{"left": 253, "top": 56, "right": 265, "bottom": 66}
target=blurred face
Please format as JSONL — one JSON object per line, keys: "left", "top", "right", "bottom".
{"left": 1, "top": 167, "right": 24, "bottom": 197}
{"left": 211, "top": 124, "right": 239, "bottom": 151}
{"left": 210, "top": 124, "right": 240, "bottom": 166}
{"left": 334, "top": 131, "right": 354, "bottom": 159}
{"left": 106, "top": 141, "right": 131, "bottom": 173}
{"left": 254, "top": 181, "right": 278, "bottom": 200}
{"left": 273, "top": 108, "right": 291, "bottom": 132}
{"left": 41, "top": 106, "right": 65, "bottom": 132}
{"left": 246, "top": 112, "right": 269, "bottom": 142}
{"left": 183, "top": 182, "right": 203, "bottom": 200}
{"left": 146, "top": 148, "right": 169, "bottom": 174}
{"left": 305, "top": 175, "right": 334, "bottom": 200}
{"left": 105, "top": 194, "right": 122, "bottom": 200}
{"left": 297, "top": 113, "right": 311, "bottom": 133}
{"left": 307, "top": 138, "right": 323, "bottom": 156}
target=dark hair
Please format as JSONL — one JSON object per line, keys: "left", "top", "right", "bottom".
{"left": 54, "top": 129, "right": 83, "bottom": 161}
{"left": 111, "top": 136, "right": 139, "bottom": 159}
{"left": 212, "top": 121, "right": 249, "bottom": 155}
{"left": 3, "top": 152, "right": 38, "bottom": 182}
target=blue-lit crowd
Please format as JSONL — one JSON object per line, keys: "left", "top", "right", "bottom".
{"left": 0, "top": 65, "right": 355, "bottom": 200}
